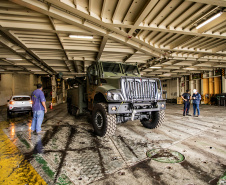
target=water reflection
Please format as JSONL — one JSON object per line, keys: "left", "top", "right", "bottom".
{"left": 28, "top": 120, "right": 32, "bottom": 140}
{"left": 31, "top": 134, "right": 43, "bottom": 154}
{"left": 10, "top": 123, "right": 15, "bottom": 140}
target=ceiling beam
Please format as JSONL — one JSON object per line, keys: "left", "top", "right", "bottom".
{"left": 160, "top": 48, "right": 226, "bottom": 57}
{"left": 185, "top": 0, "right": 226, "bottom": 7}
{"left": 0, "top": 59, "right": 33, "bottom": 74}
{"left": 0, "top": 27, "right": 54, "bottom": 74}
{"left": 197, "top": 12, "right": 226, "bottom": 33}
{"left": 170, "top": 35, "right": 194, "bottom": 49}
{"left": 127, "top": 0, "right": 158, "bottom": 36}
{"left": 123, "top": 50, "right": 138, "bottom": 62}
{"left": 0, "top": 33, "right": 52, "bottom": 74}
{"left": 48, "top": 16, "right": 73, "bottom": 72}
{"left": 96, "top": 36, "right": 108, "bottom": 61}
{"left": 212, "top": 44, "right": 226, "bottom": 53}
{"left": 10, "top": 0, "right": 162, "bottom": 57}
{"left": 109, "top": 24, "right": 226, "bottom": 39}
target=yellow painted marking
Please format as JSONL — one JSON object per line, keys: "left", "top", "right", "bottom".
{"left": 0, "top": 121, "right": 47, "bottom": 185}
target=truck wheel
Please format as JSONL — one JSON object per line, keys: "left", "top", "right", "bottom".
{"left": 67, "top": 103, "right": 72, "bottom": 115}
{"left": 140, "top": 110, "right": 165, "bottom": 129}
{"left": 92, "top": 103, "right": 116, "bottom": 137}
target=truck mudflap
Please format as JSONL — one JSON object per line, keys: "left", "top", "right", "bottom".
{"left": 108, "top": 101, "right": 166, "bottom": 114}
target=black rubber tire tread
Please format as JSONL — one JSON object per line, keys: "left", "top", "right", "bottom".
{"left": 92, "top": 103, "right": 116, "bottom": 137}
{"left": 7, "top": 110, "right": 12, "bottom": 118}
{"left": 141, "top": 110, "right": 165, "bottom": 129}
{"left": 67, "top": 103, "right": 72, "bottom": 115}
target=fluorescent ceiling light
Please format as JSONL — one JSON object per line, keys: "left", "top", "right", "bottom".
{"left": 149, "top": 66, "right": 161, "bottom": 69}
{"left": 184, "top": 67, "right": 195, "bottom": 70}
{"left": 69, "top": 35, "right": 93, "bottom": 39}
{"left": 6, "top": 58, "right": 23, "bottom": 60}
{"left": 196, "top": 12, "right": 223, "bottom": 29}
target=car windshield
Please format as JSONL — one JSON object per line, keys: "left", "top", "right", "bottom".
{"left": 102, "top": 62, "right": 121, "bottom": 73}
{"left": 13, "top": 97, "right": 30, "bottom": 101}
{"left": 122, "top": 64, "right": 139, "bottom": 74}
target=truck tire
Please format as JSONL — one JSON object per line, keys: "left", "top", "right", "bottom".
{"left": 92, "top": 103, "right": 116, "bottom": 137}
{"left": 140, "top": 110, "right": 165, "bottom": 129}
{"left": 67, "top": 102, "right": 72, "bottom": 115}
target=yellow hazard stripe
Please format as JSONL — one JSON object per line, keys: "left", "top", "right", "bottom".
{"left": 0, "top": 121, "right": 47, "bottom": 185}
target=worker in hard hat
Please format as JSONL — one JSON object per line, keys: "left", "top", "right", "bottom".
{"left": 192, "top": 89, "right": 201, "bottom": 117}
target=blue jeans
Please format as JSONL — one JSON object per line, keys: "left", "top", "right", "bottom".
{"left": 193, "top": 104, "right": 200, "bottom": 116}
{"left": 31, "top": 110, "right": 44, "bottom": 132}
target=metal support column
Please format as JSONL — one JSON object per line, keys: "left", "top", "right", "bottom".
{"left": 51, "top": 75, "right": 57, "bottom": 105}
{"left": 203, "top": 73, "right": 209, "bottom": 104}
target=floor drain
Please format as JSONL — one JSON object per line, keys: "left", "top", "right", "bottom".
{"left": 146, "top": 149, "right": 185, "bottom": 163}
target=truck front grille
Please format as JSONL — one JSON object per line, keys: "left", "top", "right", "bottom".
{"left": 121, "top": 77, "right": 158, "bottom": 101}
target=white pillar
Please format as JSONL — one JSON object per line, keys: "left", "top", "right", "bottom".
{"left": 181, "top": 76, "right": 185, "bottom": 95}
{"left": 189, "top": 75, "right": 194, "bottom": 92}
{"left": 196, "top": 79, "right": 201, "bottom": 94}
{"left": 185, "top": 76, "right": 189, "bottom": 91}
{"left": 62, "top": 80, "right": 66, "bottom": 103}
{"left": 222, "top": 76, "right": 226, "bottom": 93}
{"left": 12, "top": 74, "right": 15, "bottom": 96}
{"left": 37, "top": 76, "right": 42, "bottom": 84}
{"left": 177, "top": 77, "right": 180, "bottom": 97}
{"left": 51, "top": 75, "right": 57, "bottom": 105}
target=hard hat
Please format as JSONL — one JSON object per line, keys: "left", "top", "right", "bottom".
{"left": 193, "top": 89, "right": 197, "bottom": 93}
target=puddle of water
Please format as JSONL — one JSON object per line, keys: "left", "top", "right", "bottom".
{"left": 146, "top": 148, "right": 185, "bottom": 163}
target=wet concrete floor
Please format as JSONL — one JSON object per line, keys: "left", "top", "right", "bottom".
{"left": 0, "top": 103, "right": 225, "bottom": 185}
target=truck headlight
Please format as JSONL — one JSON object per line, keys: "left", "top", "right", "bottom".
{"left": 107, "top": 90, "right": 123, "bottom": 101}
{"left": 107, "top": 92, "right": 112, "bottom": 98}
{"left": 113, "top": 94, "right": 119, "bottom": 100}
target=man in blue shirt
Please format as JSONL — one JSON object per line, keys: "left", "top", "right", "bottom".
{"left": 31, "top": 84, "right": 47, "bottom": 134}
{"left": 192, "top": 89, "right": 201, "bottom": 117}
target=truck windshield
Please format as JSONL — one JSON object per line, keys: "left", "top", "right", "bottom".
{"left": 102, "top": 62, "right": 121, "bottom": 73}
{"left": 122, "top": 64, "right": 139, "bottom": 75}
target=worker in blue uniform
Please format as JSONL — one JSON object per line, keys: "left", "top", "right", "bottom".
{"left": 181, "top": 89, "right": 191, "bottom": 116}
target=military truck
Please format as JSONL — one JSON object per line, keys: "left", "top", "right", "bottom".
{"left": 67, "top": 61, "right": 166, "bottom": 137}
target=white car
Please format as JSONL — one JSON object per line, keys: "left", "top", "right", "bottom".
{"left": 7, "top": 95, "right": 32, "bottom": 117}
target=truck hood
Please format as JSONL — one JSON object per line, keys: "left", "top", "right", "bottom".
{"left": 101, "top": 77, "right": 121, "bottom": 89}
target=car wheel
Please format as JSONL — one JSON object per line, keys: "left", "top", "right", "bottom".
{"left": 92, "top": 103, "right": 116, "bottom": 137}
{"left": 7, "top": 110, "right": 12, "bottom": 118}
{"left": 140, "top": 110, "right": 165, "bottom": 129}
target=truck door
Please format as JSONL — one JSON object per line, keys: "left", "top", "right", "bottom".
{"left": 87, "top": 64, "right": 98, "bottom": 110}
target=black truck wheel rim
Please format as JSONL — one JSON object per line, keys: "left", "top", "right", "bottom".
{"left": 95, "top": 112, "right": 103, "bottom": 129}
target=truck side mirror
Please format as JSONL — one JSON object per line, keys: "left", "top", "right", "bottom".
{"left": 94, "top": 79, "right": 98, "bottom": 85}
{"left": 94, "top": 70, "right": 98, "bottom": 76}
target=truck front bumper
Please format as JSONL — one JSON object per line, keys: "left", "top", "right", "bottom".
{"left": 108, "top": 101, "right": 166, "bottom": 114}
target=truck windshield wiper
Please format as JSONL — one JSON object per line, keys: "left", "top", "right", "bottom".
{"left": 111, "top": 71, "right": 118, "bottom": 74}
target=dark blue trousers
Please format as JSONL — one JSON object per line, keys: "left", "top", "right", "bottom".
{"left": 183, "top": 101, "right": 190, "bottom": 115}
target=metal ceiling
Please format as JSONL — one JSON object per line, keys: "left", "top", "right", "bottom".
{"left": 0, "top": 0, "right": 225, "bottom": 78}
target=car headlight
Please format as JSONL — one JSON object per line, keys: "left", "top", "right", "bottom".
{"left": 107, "top": 90, "right": 123, "bottom": 101}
